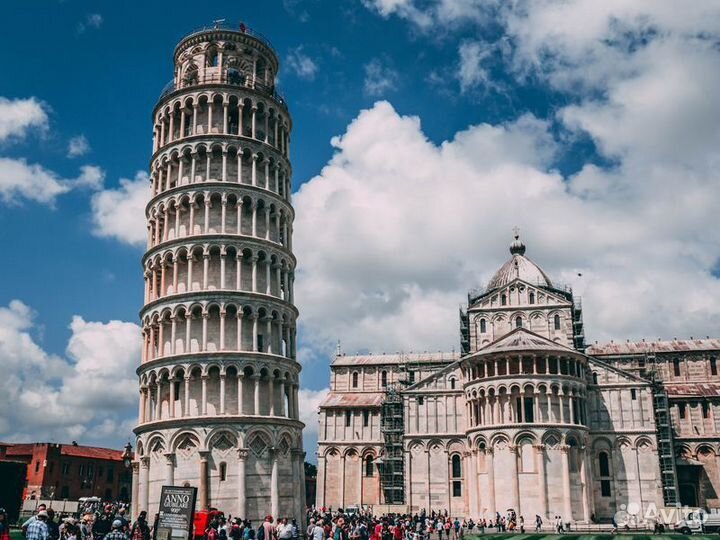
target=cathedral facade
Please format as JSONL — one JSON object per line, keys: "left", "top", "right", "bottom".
{"left": 316, "top": 234, "right": 720, "bottom": 522}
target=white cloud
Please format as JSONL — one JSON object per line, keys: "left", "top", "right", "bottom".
{"left": 293, "top": 99, "right": 720, "bottom": 363}
{"left": 363, "top": 59, "right": 400, "bottom": 97}
{"left": 298, "top": 387, "right": 328, "bottom": 439}
{"left": 67, "top": 135, "right": 90, "bottom": 158}
{"left": 0, "top": 97, "right": 47, "bottom": 142}
{"left": 458, "top": 41, "right": 491, "bottom": 92}
{"left": 0, "top": 300, "right": 140, "bottom": 445}
{"left": 286, "top": 47, "right": 318, "bottom": 80}
{"left": 0, "top": 158, "right": 104, "bottom": 206}
{"left": 77, "top": 13, "right": 103, "bottom": 34}
{"left": 90, "top": 171, "right": 150, "bottom": 247}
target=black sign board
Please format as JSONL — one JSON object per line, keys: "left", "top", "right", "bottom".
{"left": 157, "top": 486, "right": 198, "bottom": 540}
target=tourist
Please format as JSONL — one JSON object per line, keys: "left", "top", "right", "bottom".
{"left": 277, "top": 518, "right": 293, "bottom": 540}
{"left": 207, "top": 521, "right": 220, "bottom": 540}
{"left": 23, "top": 504, "right": 48, "bottom": 533}
{"left": 131, "top": 511, "right": 150, "bottom": 540}
{"left": 311, "top": 519, "right": 324, "bottom": 540}
{"left": 244, "top": 521, "right": 255, "bottom": 540}
{"left": 117, "top": 509, "right": 130, "bottom": 533}
{"left": 260, "top": 515, "right": 276, "bottom": 540}
{"left": 26, "top": 510, "right": 50, "bottom": 540}
{"left": 46, "top": 509, "right": 60, "bottom": 540}
{"left": 0, "top": 508, "right": 11, "bottom": 540}
{"left": 104, "top": 520, "right": 129, "bottom": 540}
{"left": 534, "top": 515, "right": 542, "bottom": 533}
{"left": 94, "top": 505, "right": 116, "bottom": 540}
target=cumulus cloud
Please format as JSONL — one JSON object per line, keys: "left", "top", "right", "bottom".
{"left": 90, "top": 171, "right": 150, "bottom": 247}
{"left": 0, "top": 300, "right": 140, "bottom": 445}
{"left": 67, "top": 135, "right": 90, "bottom": 158}
{"left": 0, "top": 97, "right": 47, "bottom": 142}
{"left": 0, "top": 159, "right": 104, "bottom": 206}
{"left": 363, "top": 59, "right": 400, "bottom": 97}
{"left": 293, "top": 98, "right": 720, "bottom": 363}
{"left": 286, "top": 46, "right": 318, "bottom": 80}
{"left": 298, "top": 387, "right": 328, "bottom": 439}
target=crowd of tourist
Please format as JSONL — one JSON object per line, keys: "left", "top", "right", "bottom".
{"left": 8, "top": 501, "right": 575, "bottom": 540}
{"left": 302, "top": 508, "right": 561, "bottom": 539}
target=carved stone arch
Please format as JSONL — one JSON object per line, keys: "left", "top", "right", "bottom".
{"left": 246, "top": 429, "right": 272, "bottom": 457}
{"left": 323, "top": 446, "right": 341, "bottom": 458}
{"left": 615, "top": 436, "right": 633, "bottom": 450}
{"left": 513, "top": 431, "right": 537, "bottom": 446}
{"left": 592, "top": 436, "right": 613, "bottom": 451}
{"left": 408, "top": 441, "right": 425, "bottom": 455}
{"left": 696, "top": 443, "right": 715, "bottom": 459}
{"left": 490, "top": 433, "right": 510, "bottom": 448}
{"left": 427, "top": 438, "right": 444, "bottom": 453}
{"left": 207, "top": 429, "right": 238, "bottom": 458}
{"left": 171, "top": 431, "right": 201, "bottom": 458}
{"left": 542, "top": 431, "right": 562, "bottom": 448}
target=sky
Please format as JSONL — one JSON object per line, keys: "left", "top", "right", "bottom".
{"left": 1, "top": 0, "right": 720, "bottom": 460}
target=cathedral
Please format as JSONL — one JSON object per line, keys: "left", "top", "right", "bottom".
{"left": 316, "top": 233, "right": 720, "bottom": 522}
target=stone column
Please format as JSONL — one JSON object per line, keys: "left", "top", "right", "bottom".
{"left": 534, "top": 444, "right": 548, "bottom": 518}
{"left": 237, "top": 449, "right": 248, "bottom": 518}
{"left": 466, "top": 450, "right": 477, "bottom": 517}
{"left": 201, "top": 375, "right": 208, "bottom": 415}
{"left": 271, "top": 448, "right": 279, "bottom": 519}
{"left": 579, "top": 446, "right": 590, "bottom": 522}
{"left": 164, "top": 452, "right": 175, "bottom": 486}
{"left": 509, "top": 445, "right": 520, "bottom": 514}
{"left": 199, "top": 451, "right": 209, "bottom": 510}
{"left": 237, "top": 373, "right": 244, "bottom": 415}
{"left": 253, "top": 374, "right": 261, "bottom": 415}
{"left": 219, "top": 373, "right": 226, "bottom": 414}
{"left": 486, "top": 448, "right": 496, "bottom": 516}
{"left": 560, "top": 444, "right": 573, "bottom": 521}
{"left": 131, "top": 461, "right": 140, "bottom": 517}
{"left": 140, "top": 456, "right": 150, "bottom": 513}
{"left": 316, "top": 454, "right": 326, "bottom": 508}
{"left": 340, "top": 453, "right": 346, "bottom": 509}
{"left": 269, "top": 374, "right": 275, "bottom": 415}
{"left": 184, "top": 377, "right": 190, "bottom": 417}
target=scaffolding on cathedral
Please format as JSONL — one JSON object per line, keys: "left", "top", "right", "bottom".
{"left": 646, "top": 352, "right": 680, "bottom": 506}
{"left": 379, "top": 384, "right": 405, "bottom": 504}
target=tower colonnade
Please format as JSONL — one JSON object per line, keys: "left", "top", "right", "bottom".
{"left": 134, "top": 23, "right": 305, "bottom": 524}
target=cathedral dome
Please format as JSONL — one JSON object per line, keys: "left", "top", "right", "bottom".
{"left": 486, "top": 232, "right": 553, "bottom": 291}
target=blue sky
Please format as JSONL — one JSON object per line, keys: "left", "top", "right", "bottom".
{"left": 2, "top": 1, "right": 720, "bottom": 457}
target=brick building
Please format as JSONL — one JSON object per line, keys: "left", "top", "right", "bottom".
{"left": 0, "top": 442, "right": 132, "bottom": 502}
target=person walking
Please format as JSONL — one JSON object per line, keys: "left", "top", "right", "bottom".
{"left": 534, "top": 515, "right": 542, "bottom": 533}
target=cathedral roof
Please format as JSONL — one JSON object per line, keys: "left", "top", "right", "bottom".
{"left": 319, "top": 392, "right": 385, "bottom": 408}
{"left": 472, "top": 327, "right": 576, "bottom": 356}
{"left": 332, "top": 351, "right": 459, "bottom": 367}
{"left": 587, "top": 338, "right": 720, "bottom": 356}
{"left": 486, "top": 232, "right": 553, "bottom": 292}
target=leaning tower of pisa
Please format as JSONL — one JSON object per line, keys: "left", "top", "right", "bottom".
{"left": 132, "top": 22, "right": 305, "bottom": 522}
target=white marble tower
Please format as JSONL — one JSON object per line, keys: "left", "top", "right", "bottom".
{"left": 132, "top": 22, "right": 305, "bottom": 522}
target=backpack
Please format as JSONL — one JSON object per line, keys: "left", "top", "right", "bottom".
{"left": 256, "top": 525, "right": 265, "bottom": 540}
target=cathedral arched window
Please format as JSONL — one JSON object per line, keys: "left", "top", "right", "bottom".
{"left": 598, "top": 451, "right": 612, "bottom": 497}
{"left": 219, "top": 462, "right": 227, "bottom": 481}
{"left": 515, "top": 316, "right": 522, "bottom": 328}
{"left": 479, "top": 318, "right": 486, "bottom": 333}
{"left": 554, "top": 314, "right": 561, "bottom": 330}
{"left": 365, "top": 456, "right": 374, "bottom": 477}
{"left": 592, "top": 372, "right": 598, "bottom": 385}
{"left": 381, "top": 371, "right": 388, "bottom": 388}
{"left": 352, "top": 372, "right": 359, "bottom": 388}
{"left": 529, "top": 292, "right": 535, "bottom": 304}
{"left": 501, "top": 294, "right": 507, "bottom": 306}
{"left": 451, "top": 454, "right": 462, "bottom": 477}
{"left": 451, "top": 454, "right": 462, "bottom": 497}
